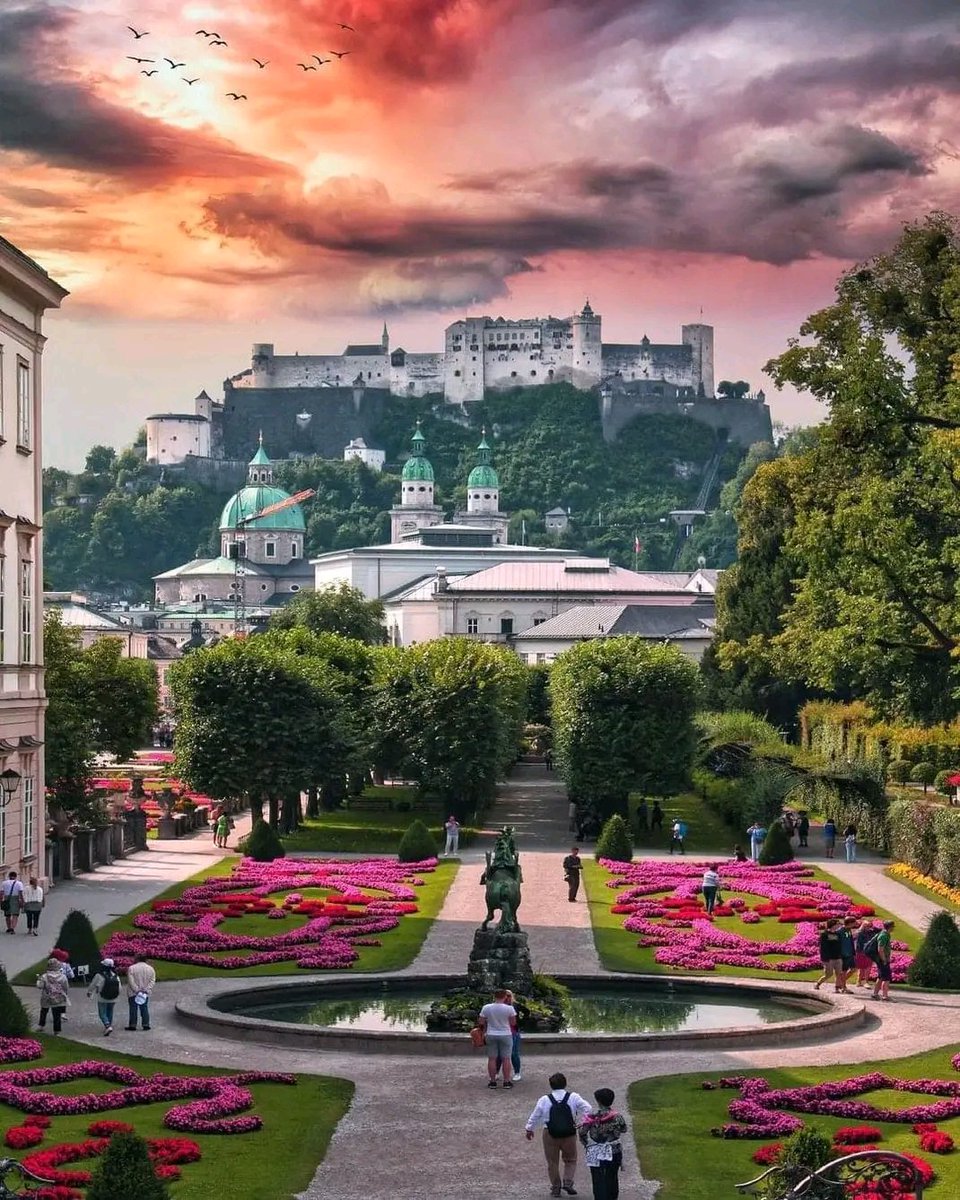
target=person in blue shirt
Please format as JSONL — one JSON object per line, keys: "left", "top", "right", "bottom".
{"left": 747, "top": 822, "right": 766, "bottom": 862}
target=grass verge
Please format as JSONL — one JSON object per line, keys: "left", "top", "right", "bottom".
{"left": 280, "top": 788, "right": 476, "bottom": 854}
{"left": 0, "top": 1035, "right": 352, "bottom": 1200}
{"left": 16, "top": 859, "right": 458, "bottom": 984}
{"left": 628, "top": 791, "right": 738, "bottom": 857}
{"left": 583, "top": 859, "right": 921, "bottom": 981}
{"left": 884, "top": 867, "right": 960, "bottom": 917}
{"left": 630, "top": 1045, "right": 960, "bottom": 1200}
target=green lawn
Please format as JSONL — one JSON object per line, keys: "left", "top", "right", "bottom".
{"left": 584, "top": 859, "right": 921, "bottom": 980}
{"left": 629, "top": 791, "right": 738, "bottom": 856}
{"left": 16, "top": 859, "right": 458, "bottom": 984}
{"left": 281, "top": 790, "right": 475, "bottom": 854}
{"left": 0, "top": 1035, "right": 352, "bottom": 1200}
{"left": 631, "top": 1045, "right": 960, "bottom": 1200}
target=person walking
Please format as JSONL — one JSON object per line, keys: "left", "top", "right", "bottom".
{"left": 124, "top": 954, "right": 156, "bottom": 1031}
{"left": 797, "top": 812, "right": 810, "bottom": 848}
{"left": 823, "top": 818, "right": 837, "bottom": 859}
{"left": 837, "top": 917, "right": 857, "bottom": 993}
{"left": 747, "top": 822, "right": 766, "bottom": 862}
{"left": 214, "top": 811, "right": 230, "bottom": 849}
{"left": 579, "top": 1087, "right": 628, "bottom": 1200}
{"left": 635, "top": 799, "right": 649, "bottom": 835}
{"left": 525, "top": 1072, "right": 592, "bottom": 1198}
{"left": 443, "top": 815, "right": 461, "bottom": 857}
{"left": 563, "top": 847, "right": 583, "bottom": 902}
{"left": 701, "top": 864, "right": 721, "bottom": 914}
{"left": 843, "top": 824, "right": 858, "bottom": 863}
{"left": 871, "top": 920, "right": 896, "bottom": 1002}
{"left": 478, "top": 988, "right": 517, "bottom": 1088}
{"left": 22, "top": 876, "right": 43, "bottom": 936}
{"left": 544, "top": 749, "right": 554, "bottom": 771}
{"left": 1, "top": 871, "right": 24, "bottom": 934}
{"left": 568, "top": 800, "right": 577, "bottom": 833}
{"left": 86, "top": 958, "right": 121, "bottom": 1036}
{"left": 650, "top": 801, "right": 663, "bottom": 832}
{"left": 36, "top": 958, "right": 70, "bottom": 1034}
{"left": 855, "top": 918, "right": 878, "bottom": 986}
{"left": 669, "top": 819, "right": 686, "bottom": 855}
{"left": 814, "top": 919, "right": 844, "bottom": 992}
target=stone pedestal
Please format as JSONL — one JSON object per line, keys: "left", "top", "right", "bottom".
{"left": 467, "top": 928, "right": 534, "bottom": 996}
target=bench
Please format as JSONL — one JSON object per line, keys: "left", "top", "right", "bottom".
{"left": 736, "top": 1149, "right": 926, "bottom": 1198}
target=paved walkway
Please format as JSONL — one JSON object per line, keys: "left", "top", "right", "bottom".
{"left": 17, "top": 767, "right": 960, "bottom": 1200}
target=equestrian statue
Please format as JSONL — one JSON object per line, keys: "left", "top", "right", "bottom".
{"left": 480, "top": 825, "right": 523, "bottom": 932}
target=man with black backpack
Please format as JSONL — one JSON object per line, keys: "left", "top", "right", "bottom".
{"left": 86, "top": 958, "right": 120, "bottom": 1036}
{"left": 525, "top": 1071, "right": 592, "bottom": 1197}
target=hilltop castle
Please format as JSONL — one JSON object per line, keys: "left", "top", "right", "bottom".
{"left": 146, "top": 304, "right": 770, "bottom": 467}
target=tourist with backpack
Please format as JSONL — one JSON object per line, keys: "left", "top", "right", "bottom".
{"left": 855, "top": 919, "right": 878, "bottom": 986}
{"left": 525, "top": 1071, "right": 592, "bottom": 1197}
{"left": 86, "top": 958, "right": 121, "bottom": 1036}
{"left": 870, "top": 920, "right": 896, "bottom": 1002}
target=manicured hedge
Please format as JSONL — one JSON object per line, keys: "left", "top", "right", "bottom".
{"left": 889, "top": 797, "right": 960, "bottom": 886}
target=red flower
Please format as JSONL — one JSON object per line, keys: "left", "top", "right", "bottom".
{"left": 5, "top": 1124, "right": 44, "bottom": 1148}
{"left": 918, "top": 1130, "right": 954, "bottom": 1154}
{"left": 833, "top": 1125, "right": 883, "bottom": 1145}
{"left": 87, "top": 1120, "right": 134, "bottom": 1137}
{"left": 751, "top": 1143, "right": 783, "bottom": 1165}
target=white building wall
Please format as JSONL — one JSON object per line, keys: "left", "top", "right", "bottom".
{"left": 235, "top": 343, "right": 391, "bottom": 389}
{"left": 145, "top": 416, "right": 210, "bottom": 465}
{"left": 0, "top": 239, "right": 67, "bottom": 884}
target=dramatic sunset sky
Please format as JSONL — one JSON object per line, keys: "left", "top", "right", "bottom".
{"left": 3, "top": 0, "right": 959, "bottom": 467}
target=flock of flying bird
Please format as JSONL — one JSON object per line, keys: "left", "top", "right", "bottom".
{"left": 124, "top": 22, "right": 357, "bottom": 100}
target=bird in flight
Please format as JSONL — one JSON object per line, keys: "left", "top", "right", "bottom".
{"left": 252, "top": 58, "right": 269, "bottom": 68}
{"left": 336, "top": 23, "right": 356, "bottom": 32}
{"left": 210, "top": 38, "right": 228, "bottom": 47}
{"left": 126, "top": 56, "right": 154, "bottom": 63}
{"left": 329, "top": 50, "right": 353, "bottom": 59}
{"left": 195, "top": 29, "right": 213, "bottom": 37}
{"left": 312, "top": 55, "right": 331, "bottom": 65}
{"left": 226, "top": 92, "right": 247, "bottom": 100}
{"left": 164, "top": 58, "right": 186, "bottom": 69}
{"left": 183, "top": 77, "right": 200, "bottom": 85}
{"left": 140, "top": 69, "right": 158, "bottom": 76}
{"left": 297, "top": 62, "right": 317, "bottom": 71}
{"left": 127, "top": 26, "right": 149, "bottom": 38}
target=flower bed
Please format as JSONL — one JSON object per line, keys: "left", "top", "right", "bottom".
{"left": 889, "top": 863, "right": 960, "bottom": 910}
{"left": 599, "top": 858, "right": 912, "bottom": 977}
{"left": 101, "top": 856, "right": 437, "bottom": 971}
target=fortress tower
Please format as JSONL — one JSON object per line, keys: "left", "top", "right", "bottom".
{"left": 681, "top": 324, "right": 715, "bottom": 397}
{"left": 571, "top": 300, "right": 602, "bottom": 390}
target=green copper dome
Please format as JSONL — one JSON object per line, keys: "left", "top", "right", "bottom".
{"left": 467, "top": 432, "right": 499, "bottom": 488}
{"left": 219, "top": 485, "right": 306, "bottom": 532}
{"left": 401, "top": 422, "right": 434, "bottom": 482}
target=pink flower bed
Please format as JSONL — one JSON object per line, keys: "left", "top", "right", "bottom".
{"left": 599, "top": 858, "right": 911, "bottom": 977}
{"left": 102, "top": 856, "right": 437, "bottom": 971}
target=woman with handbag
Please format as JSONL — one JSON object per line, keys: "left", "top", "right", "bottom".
{"left": 22, "top": 876, "right": 43, "bottom": 936}
{"left": 1, "top": 871, "right": 24, "bottom": 934}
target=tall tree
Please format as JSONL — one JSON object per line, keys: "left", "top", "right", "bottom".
{"left": 268, "top": 583, "right": 386, "bottom": 644}
{"left": 83, "top": 638, "right": 158, "bottom": 760}
{"left": 43, "top": 613, "right": 95, "bottom": 811}
{"left": 550, "top": 637, "right": 701, "bottom": 817}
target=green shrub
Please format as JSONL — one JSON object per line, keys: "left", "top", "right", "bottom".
{"left": 908, "top": 910, "right": 960, "bottom": 988}
{"left": 758, "top": 820, "right": 794, "bottom": 866}
{"left": 54, "top": 909, "right": 101, "bottom": 975}
{"left": 595, "top": 814, "right": 633, "bottom": 862}
{"left": 888, "top": 758, "right": 913, "bottom": 785}
{"left": 0, "top": 966, "right": 30, "bottom": 1036}
{"left": 910, "top": 761, "right": 937, "bottom": 792}
{"left": 935, "top": 769, "right": 957, "bottom": 798}
{"left": 397, "top": 818, "right": 438, "bottom": 862}
{"left": 394, "top": 799, "right": 412, "bottom": 813}
{"left": 243, "top": 819, "right": 286, "bottom": 862}
{"left": 760, "top": 1126, "right": 834, "bottom": 1199}
{"left": 86, "top": 1130, "right": 170, "bottom": 1200}
{"left": 889, "top": 796, "right": 940, "bottom": 878}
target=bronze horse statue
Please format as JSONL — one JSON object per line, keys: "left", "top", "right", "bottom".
{"left": 480, "top": 827, "right": 523, "bottom": 932}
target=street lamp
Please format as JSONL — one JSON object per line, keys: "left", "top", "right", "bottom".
{"left": 0, "top": 769, "right": 21, "bottom": 808}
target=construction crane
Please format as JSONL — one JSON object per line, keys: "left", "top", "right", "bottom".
{"left": 230, "top": 488, "right": 315, "bottom": 635}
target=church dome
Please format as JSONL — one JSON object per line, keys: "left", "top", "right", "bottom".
{"left": 468, "top": 463, "right": 499, "bottom": 488}
{"left": 220, "top": 485, "right": 306, "bottom": 532}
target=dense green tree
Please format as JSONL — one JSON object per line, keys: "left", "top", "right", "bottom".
{"left": 676, "top": 440, "right": 776, "bottom": 570}
{"left": 85, "top": 445, "right": 117, "bottom": 474}
{"left": 371, "top": 639, "right": 527, "bottom": 819}
{"left": 86, "top": 1131, "right": 170, "bottom": 1200}
{"left": 758, "top": 821, "right": 794, "bottom": 866}
{"left": 596, "top": 814, "right": 633, "bottom": 862}
{"left": 397, "top": 818, "right": 438, "bottom": 862}
{"left": 243, "top": 820, "right": 286, "bottom": 861}
{"left": 54, "top": 909, "right": 102, "bottom": 973}
{"left": 910, "top": 761, "right": 937, "bottom": 792}
{"left": 525, "top": 664, "right": 551, "bottom": 725}
{"left": 268, "top": 583, "right": 385, "bottom": 644}
{"left": 83, "top": 638, "right": 158, "bottom": 760}
{"left": 908, "top": 910, "right": 960, "bottom": 988}
{"left": 43, "top": 613, "right": 96, "bottom": 810}
{"left": 551, "top": 638, "right": 701, "bottom": 817}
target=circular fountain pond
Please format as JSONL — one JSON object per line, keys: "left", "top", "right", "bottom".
{"left": 177, "top": 974, "right": 865, "bottom": 1055}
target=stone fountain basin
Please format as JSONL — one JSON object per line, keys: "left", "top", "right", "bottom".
{"left": 175, "top": 972, "right": 866, "bottom": 1056}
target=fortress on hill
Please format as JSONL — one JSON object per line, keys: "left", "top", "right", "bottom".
{"left": 146, "top": 304, "right": 772, "bottom": 467}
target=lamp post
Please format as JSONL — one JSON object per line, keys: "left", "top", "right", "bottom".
{"left": 0, "top": 769, "right": 20, "bottom": 808}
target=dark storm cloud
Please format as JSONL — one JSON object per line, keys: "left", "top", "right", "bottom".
{"left": 0, "top": 5, "right": 288, "bottom": 181}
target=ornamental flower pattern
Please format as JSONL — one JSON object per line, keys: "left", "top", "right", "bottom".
{"left": 101, "top": 856, "right": 437, "bottom": 971}
{"left": 599, "top": 858, "right": 911, "bottom": 977}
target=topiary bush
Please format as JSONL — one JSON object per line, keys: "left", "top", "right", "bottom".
{"left": 908, "top": 911, "right": 960, "bottom": 988}
{"left": 888, "top": 758, "right": 913, "bottom": 786}
{"left": 759, "top": 1126, "right": 834, "bottom": 1199}
{"left": 54, "top": 909, "right": 102, "bottom": 976}
{"left": 595, "top": 814, "right": 633, "bottom": 862}
{"left": 758, "top": 820, "right": 794, "bottom": 866}
{"left": 0, "top": 966, "right": 30, "bottom": 1037}
{"left": 397, "top": 818, "right": 437, "bottom": 862}
{"left": 243, "top": 819, "right": 286, "bottom": 862}
{"left": 935, "top": 769, "right": 957, "bottom": 798}
{"left": 910, "top": 761, "right": 937, "bottom": 793}
{"left": 86, "top": 1130, "right": 170, "bottom": 1200}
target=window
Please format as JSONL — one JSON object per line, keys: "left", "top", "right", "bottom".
{"left": 16, "top": 359, "right": 30, "bottom": 450}
{"left": 290, "top": 542, "right": 299, "bottom": 558}
{"left": 290, "top": 584, "right": 300, "bottom": 592}
{"left": 466, "top": 617, "right": 479, "bottom": 635}
{"left": 453, "top": 370, "right": 461, "bottom": 377}
{"left": 193, "top": 592, "right": 207, "bottom": 602}
{"left": 533, "top": 617, "right": 546, "bottom": 626}
{"left": 19, "top": 559, "right": 32, "bottom": 663}
{"left": 21, "top": 772, "right": 35, "bottom": 858}
{"left": 265, "top": 541, "right": 276, "bottom": 559}
{"left": 500, "top": 617, "right": 514, "bottom": 636}
{"left": 536, "top": 653, "right": 547, "bottom": 664}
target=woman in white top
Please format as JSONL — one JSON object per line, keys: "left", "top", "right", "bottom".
{"left": 701, "top": 864, "right": 721, "bottom": 914}
{"left": 22, "top": 876, "right": 43, "bottom": 936}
